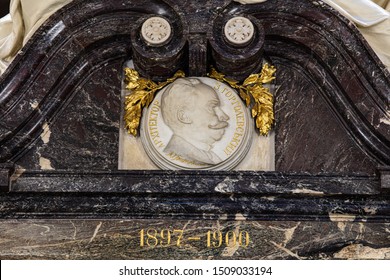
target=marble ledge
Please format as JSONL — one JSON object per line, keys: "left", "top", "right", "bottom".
{"left": 6, "top": 169, "right": 381, "bottom": 195}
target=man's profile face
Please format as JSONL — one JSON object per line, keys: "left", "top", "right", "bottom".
{"left": 186, "top": 84, "right": 229, "bottom": 146}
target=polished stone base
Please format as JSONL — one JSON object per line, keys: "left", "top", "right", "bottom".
{"left": 1, "top": 219, "right": 389, "bottom": 260}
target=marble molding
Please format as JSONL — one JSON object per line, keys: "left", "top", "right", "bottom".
{"left": 0, "top": 0, "right": 390, "bottom": 259}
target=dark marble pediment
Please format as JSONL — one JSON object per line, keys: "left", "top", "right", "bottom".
{"left": 0, "top": 0, "right": 389, "bottom": 221}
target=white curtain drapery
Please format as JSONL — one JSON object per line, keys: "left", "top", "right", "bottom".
{"left": 0, "top": 0, "right": 72, "bottom": 74}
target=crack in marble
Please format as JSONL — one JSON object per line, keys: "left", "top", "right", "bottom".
{"left": 89, "top": 222, "right": 102, "bottom": 244}
{"left": 70, "top": 221, "right": 77, "bottom": 240}
{"left": 32, "top": 224, "right": 51, "bottom": 236}
{"left": 269, "top": 240, "right": 303, "bottom": 260}
{"left": 269, "top": 223, "right": 301, "bottom": 246}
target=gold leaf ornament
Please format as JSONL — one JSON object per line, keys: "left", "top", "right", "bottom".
{"left": 124, "top": 68, "right": 140, "bottom": 89}
{"left": 123, "top": 68, "right": 185, "bottom": 136}
{"left": 209, "top": 63, "right": 276, "bottom": 136}
{"left": 259, "top": 64, "right": 277, "bottom": 84}
{"left": 243, "top": 74, "right": 259, "bottom": 86}
{"left": 123, "top": 64, "right": 275, "bottom": 137}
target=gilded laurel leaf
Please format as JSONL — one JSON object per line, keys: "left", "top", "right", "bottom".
{"left": 209, "top": 68, "right": 225, "bottom": 81}
{"left": 124, "top": 88, "right": 155, "bottom": 136}
{"left": 123, "top": 69, "right": 186, "bottom": 136}
{"left": 258, "top": 97, "right": 273, "bottom": 106}
{"left": 243, "top": 74, "right": 259, "bottom": 86}
{"left": 260, "top": 109, "right": 274, "bottom": 133}
{"left": 251, "top": 103, "right": 259, "bottom": 118}
{"left": 208, "top": 64, "right": 276, "bottom": 136}
{"left": 124, "top": 68, "right": 140, "bottom": 89}
{"left": 124, "top": 67, "right": 139, "bottom": 80}
{"left": 259, "top": 64, "right": 276, "bottom": 84}
{"left": 125, "top": 103, "right": 142, "bottom": 137}
{"left": 172, "top": 70, "right": 186, "bottom": 79}
{"left": 125, "top": 103, "right": 141, "bottom": 119}
{"left": 138, "top": 78, "right": 151, "bottom": 90}
{"left": 125, "top": 91, "right": 147, "bottom": 106}
{"left": 224, "top": 77, "right": 239, "bottom": 88}
{"left": 239, "top": 89, "right": 251, "bottom": 107}
{"left": 126, "top": 82, "right": 139, "bottom": 90}
{"left": 248, "top": 85, "right": 263, "bottom": 99}
{"left": 261, "top": 112, "right": 270, "bottom": 124}
{"left": 146, "top": 91, "right": 155, "bottom": 105}
{"left": 141, "top": 91, "right": 155, "bottom": 107}
{"left": 260, "top": 76, "right": 276, "bottom": 84}
{"left": 262, "top": 90, "right": 273, "bottom": 99}
{"left": 163, "top": 71, "right": 185, "bottom": 89}
{"left": 256, "top": 114, "right": 271, "bottom": 136}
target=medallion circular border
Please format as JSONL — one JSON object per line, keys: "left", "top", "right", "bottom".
{"left": 140, "top": 77, "right": 254, "bottom": 170}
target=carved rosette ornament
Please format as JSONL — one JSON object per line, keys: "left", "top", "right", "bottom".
{"left": 208, "top": 14, "right": 265, "bottom": 81}
{"left": 141, "top": 17, "right": 172, "bottom": 46}
{"left": 224, "top": 17, "right": 254, "bottom": 46}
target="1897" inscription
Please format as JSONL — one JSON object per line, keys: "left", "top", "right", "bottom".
{"left": 139, "top": 228, "right": 250, "bottom": 248}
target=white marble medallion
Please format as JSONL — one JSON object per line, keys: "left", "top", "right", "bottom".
{"left": 140, "top": 77, "right": 254, "bottom": 170}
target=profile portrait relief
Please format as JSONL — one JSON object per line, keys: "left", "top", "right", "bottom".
{"left": 140, "top": 76, "right": 253, "bottom": 171}
{"left": 160, "top": 78, "right": 230, "bottom": 166}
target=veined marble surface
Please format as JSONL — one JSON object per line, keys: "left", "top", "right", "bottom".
{"left": 1, "top": 219, "right": 390, "bottom": 259}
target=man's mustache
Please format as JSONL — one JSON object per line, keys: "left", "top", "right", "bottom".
{"left": 208, "top": 121, "right": 229, "bottom": 129}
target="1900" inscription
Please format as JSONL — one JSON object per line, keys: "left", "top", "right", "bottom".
{"left": 139, "top": 228, "right": 250, "bottom": 248}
